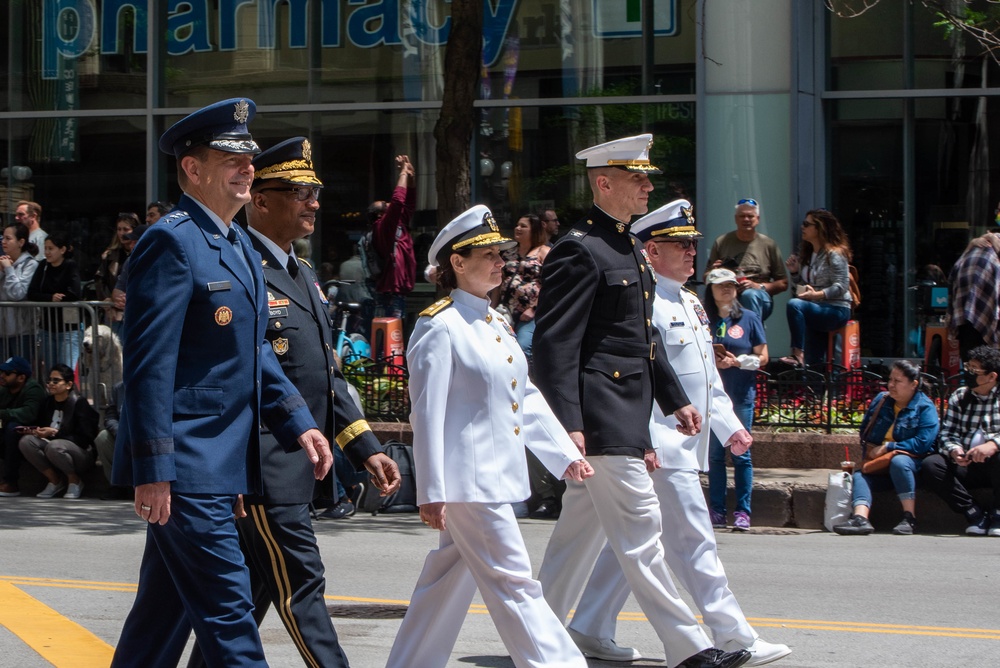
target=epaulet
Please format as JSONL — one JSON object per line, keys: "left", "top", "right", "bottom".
{"left": 564, "top": 220, "right": 593, "bottom": 241}
{"left": 682, "top": 286, "right": 698, "bottom": 297}
{"left": 299, "top": 258, "right": 313, "bottom": 269}
{"left": 419, "top": 297, "right": 453, "bottom": 317}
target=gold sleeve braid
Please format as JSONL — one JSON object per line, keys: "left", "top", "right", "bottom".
{"left": 335, "top": 419, "right": 372, "bottom": 449}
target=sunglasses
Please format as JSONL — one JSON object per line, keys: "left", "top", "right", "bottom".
{"left": 657, "top": 239, "right": 699, "bottom": 250}
{"left": 737, "top": 198, "right": 758, "bottom": 207}
{"left": 801, "top": 220, "right": 816, "bottom": 228}
{"left": 258, "top": 186, "right": 321, "bottom": 202}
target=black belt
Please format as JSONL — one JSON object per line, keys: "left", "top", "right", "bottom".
{"left": 587, "top": 339, "right": 656, "bottom": 360}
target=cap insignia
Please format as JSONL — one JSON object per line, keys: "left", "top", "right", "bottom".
{"left": 234, "top": 99, "right": 250, "bottom": 123}
{"left": 484, "top": 211, "right": 499, "bottom": 232}
{"left": 302, "top": 139, "right": 312, "bottom": 163}
{"left": 682, "top": 206, "right": 694, "bottom": 225}
{"left": 616, "top": 221, "right": 625, "bottom": 234}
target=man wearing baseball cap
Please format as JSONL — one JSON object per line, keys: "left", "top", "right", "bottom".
{"left": 110, "top": 100, "right": 331, "bottom": 667}
{"left": 0, "top": 356, "right": 45, "bottom": 497}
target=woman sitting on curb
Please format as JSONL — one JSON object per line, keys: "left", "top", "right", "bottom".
{"left": 834, "top": 360, "right": 940, "bottom": 535}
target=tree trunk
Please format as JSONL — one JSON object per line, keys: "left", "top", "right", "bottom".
{"left": 434, "top": 1, "right": 483, "bottom": 228}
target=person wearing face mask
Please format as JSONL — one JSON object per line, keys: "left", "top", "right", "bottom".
{"left": 920, "top": 346, "right": 1000, "bottom": 536}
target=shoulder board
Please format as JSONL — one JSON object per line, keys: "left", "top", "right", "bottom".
{"left": 567, "top": 223, "right": 591, "bottom": 240}
{"left": 682, "top": 286, "right": 698, "bottom": 297}
{"left": 419, "top": 297, "right": 453, "bottom": 318}
{"left": 299, "top": 258, "right": 313, "bottom": 269}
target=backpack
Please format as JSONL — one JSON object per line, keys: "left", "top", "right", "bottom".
{"left": 359, "top": 232, "right": 382, "bottom": 283}
{"left": 848, "top": 264, "right": 862, "bottom": 311}
{"left": 358, "top": 440, "right": 418, "bottom": 514}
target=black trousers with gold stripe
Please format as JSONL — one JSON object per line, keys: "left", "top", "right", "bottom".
{"left": 187, "top": 503, "right": 349, "bottom": 668}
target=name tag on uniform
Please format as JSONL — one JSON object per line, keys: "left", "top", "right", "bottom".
{"left": 207, "top": 281, "right": 232, "bottom": 291}
{"left": 269, "top": 307, "right": 288, "bottom": 318}
{"left": 669, "top": 321, "right": 685, "bottom": 328}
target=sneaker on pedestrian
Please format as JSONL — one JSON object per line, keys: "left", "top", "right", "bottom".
{"left": 36, "top": 481, "right": 67, "bottom": 499}
{"left": 710, "top": 509, "right": 727, "bottom": 529}
{"left": 833, "top": 514, "right": 874, "bottom": 535}
{"left": 566, "top": 628, "right": 642, "bottom": 661}
{"left": 724, "top": 637, "right": 792, "bottom": 666}
{"left": 988, "top": 513, "right": 1000, "bottom": 537}
{"left": 0, "top": 482, "right": 20, "bottom": 497}
{"left": 733, "top": 511, "right": 751, "bottom": 532}
{"left": 892, "top": 511, "right": 915, "bottom": 535}
{"left": 319, "top": 500, "right": 355, "bottom": 520}
{"left": 64, "top": 482, "right": 84, "bottom": 499}
{"left": 965, "top": 511, "right": 990, "bottom": 536}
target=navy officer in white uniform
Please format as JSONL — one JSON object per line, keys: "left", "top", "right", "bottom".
{"left": 111, "top": 99, "right": 331, "bottom": 667}
{"left": 567, "top": 200, "right": 792, "bottom": 667}
{"left": 533, "top": 135, "right": 750, "bottom": 668}
{"left": 386, "top": 205, "right": 594, "bottom": 668}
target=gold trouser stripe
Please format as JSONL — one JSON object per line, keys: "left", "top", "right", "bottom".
{"left": 335, "top": 420, "right": 371, "bottom": 449}
{"left": 249, "top": 505, "right": 321, "bottom": 668}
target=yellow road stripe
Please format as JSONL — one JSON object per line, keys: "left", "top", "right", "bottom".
{"left": 0, "top": 581, "right": 114, "bottom": 667}
{"left": 4, "top": 576, "right": 998, "bottom": 644}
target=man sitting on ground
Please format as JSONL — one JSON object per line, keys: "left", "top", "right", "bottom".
{"left": 920, "top": 345, "right": 1000, "bottom": 535}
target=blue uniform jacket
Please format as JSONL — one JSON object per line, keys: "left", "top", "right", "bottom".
{"left": 111, "top": 193, "right": 316, "bottom": 494}
{"left": 858, "top": 390, "right": 940, "bottom": 459}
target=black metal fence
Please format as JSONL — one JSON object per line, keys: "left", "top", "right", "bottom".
{"left": 753, "top": 362, "right": 962, "bottom": 433}
{"left": 340, "top": 356, "right": 410, "bottom": 421}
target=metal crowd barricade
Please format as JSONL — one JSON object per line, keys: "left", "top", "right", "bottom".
{"left": 0, "top": 300, "right": 121, "bottom": 410}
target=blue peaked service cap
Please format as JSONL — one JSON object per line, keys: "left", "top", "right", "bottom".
{"left": 159, "top": 98, "right": 260, "bottom": 159}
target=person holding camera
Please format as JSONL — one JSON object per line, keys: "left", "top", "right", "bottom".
{"left": 705, "top": 198, "right": 787, "bottom": 322}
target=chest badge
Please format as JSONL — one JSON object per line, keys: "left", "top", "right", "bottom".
{"left": 692, "top": 302, "right": 710, "bottom": 327}
{"left": 272, "top": 337, "right": 289, "bottom": 355}
{"left": 215, "top": 306, "right": 233, "bottom": 326}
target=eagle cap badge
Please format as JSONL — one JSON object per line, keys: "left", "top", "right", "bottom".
{"left": 233, "top": 99, "right": 250, "bottom": 123}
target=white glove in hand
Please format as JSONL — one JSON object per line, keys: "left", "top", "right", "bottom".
{"left": 736, "top": 354, "right": 761, "bottom": 371}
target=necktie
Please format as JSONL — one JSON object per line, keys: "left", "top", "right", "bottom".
{"left": 227, "top": 227, "right": 252, "bottom": 280}
{"left": 288, "top": 255, "right": 311, "bottom": 295}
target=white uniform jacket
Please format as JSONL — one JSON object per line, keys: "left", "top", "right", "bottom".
{"left": 653, "top": 276, "right": 745, "bottom": 471}
{"left": 407, "top": 288, "right": 580, "bottom": 506}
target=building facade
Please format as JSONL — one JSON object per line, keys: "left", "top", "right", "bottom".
{"left": 2, "top": 0, "right": 999, "bottom": 358}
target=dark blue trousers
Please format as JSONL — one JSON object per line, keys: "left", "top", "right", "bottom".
{"left": 112, "top": 493, "right": 266, "bottom": 668}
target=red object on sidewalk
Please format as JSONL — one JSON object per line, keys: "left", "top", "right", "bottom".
{"left": 371, "top": 317, "right": 405, "bottom": 372}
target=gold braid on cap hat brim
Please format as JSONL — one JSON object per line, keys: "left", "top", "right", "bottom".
{"left": 451, "top": 232, "right": 513, "bottom": 250}
{"left": 650, "top": 226, "right": 702, "bottom": 237}
{"left": 604, "top": 159, "right": 660, "bottom": 173}
{"left": 255, "top": 160, "right": 323, "bottom": 185}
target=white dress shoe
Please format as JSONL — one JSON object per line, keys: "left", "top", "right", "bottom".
{"left": 726, "top": 637, "right": 792, "bottom": 666}
{"left": 567, "top": 628, "right": 642, "bottom": 662}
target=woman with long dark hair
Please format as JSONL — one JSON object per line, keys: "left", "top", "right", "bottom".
{"left": 28, "top": 231, "right": 82, "bottom": 372}
{"left": 497, "top": 212, "right": 549, "bottom": 359}
{"left": 782, "top": 208, "right": 852, "bottom": 366}
{"left": 0, "top": 223, "right": 40, "bottom": 358}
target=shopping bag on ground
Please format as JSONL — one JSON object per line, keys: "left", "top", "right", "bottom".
{"left": 823, "top": 471, "right": 853, "bottom": 532}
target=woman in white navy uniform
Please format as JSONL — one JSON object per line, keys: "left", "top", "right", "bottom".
{"left": 386, "top": 205, "right": 594, "bottom": 668}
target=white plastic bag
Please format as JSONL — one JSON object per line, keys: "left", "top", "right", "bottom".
{"left": 823, "top": 471, "right": 853, "bottom": 532}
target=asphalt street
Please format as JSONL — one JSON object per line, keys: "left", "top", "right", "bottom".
{"left": 1, "top": 496, "right": 998, "bottom": 667}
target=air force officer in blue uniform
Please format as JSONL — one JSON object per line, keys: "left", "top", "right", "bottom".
{"left": 111, "top": 99, "right": 332, "bottom": 668}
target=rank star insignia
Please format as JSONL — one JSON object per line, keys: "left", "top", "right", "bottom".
{"left": 272, "top": 337, "right": 289, "bottom": 355}
{"left": 233, "top": 99, "right": 250, "bottom": 123}
{"left": 215, "top": 306, "right": 233, "bottom": 326}
{"left": 302, "top": 139, "right": 312, "bottom": 162}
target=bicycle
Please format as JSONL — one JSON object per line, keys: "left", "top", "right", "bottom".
{"left": 324, "top": 279, "right": 372, "bottom": 363}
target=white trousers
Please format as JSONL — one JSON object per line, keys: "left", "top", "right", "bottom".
{"left": 537, "top": 456, "right": 710, "bottom": 667}
{"left": 570, "top": 467, "right": 758, "bottom": 648}
{"left": 386, "top": 502, "right": 585, "bottom": 668}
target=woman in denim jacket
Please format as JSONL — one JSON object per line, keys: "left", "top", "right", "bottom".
{"left": 835, "top": 360, "right": 940, "bottom": 535}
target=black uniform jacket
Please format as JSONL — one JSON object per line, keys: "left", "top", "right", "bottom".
{"left": 249, "top": 233, "right": 381, "bottom": 505}
{"left": 533, "top": 205, "right": 690, "bottom": 458}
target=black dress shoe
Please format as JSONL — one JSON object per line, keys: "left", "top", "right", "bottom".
{"left": 677, "top": 648, "right": 751, "bottom": 668}
{"left": 529, "top": 500, "right": 561, "bottom": 519}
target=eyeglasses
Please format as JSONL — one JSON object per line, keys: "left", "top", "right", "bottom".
{"left": 259, "top": 186, "right": 321, "bottom": 202}
{"left": 737, "top": 198, "right": 758, "bottom": 207}
{"left": 964, "top": 365, "right": 987, "bottom": 376}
